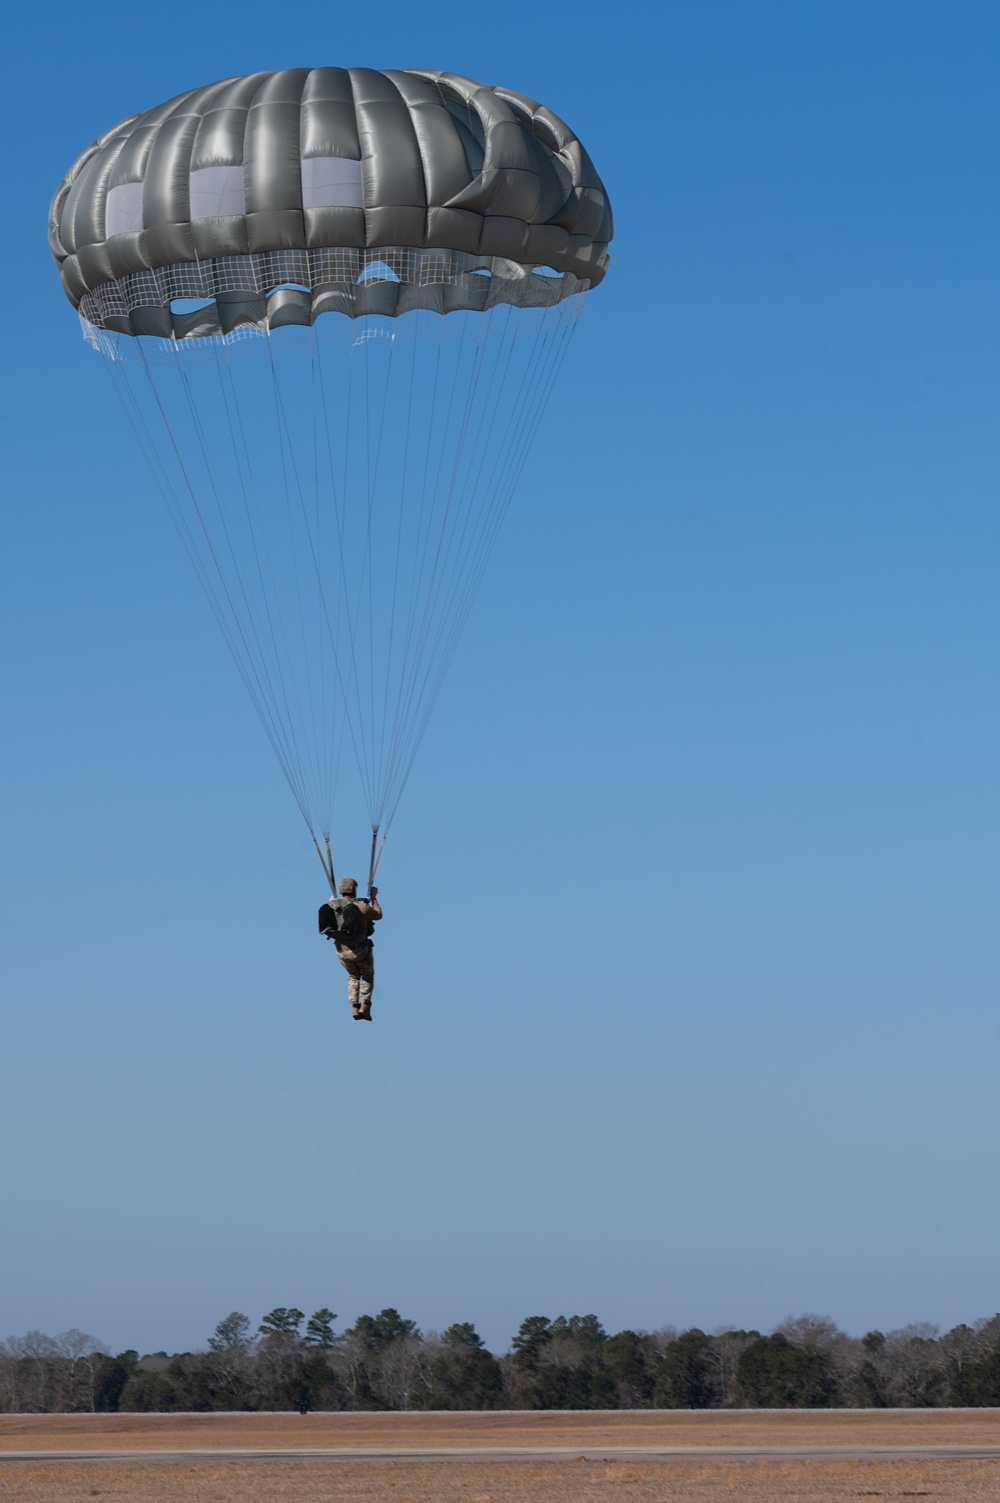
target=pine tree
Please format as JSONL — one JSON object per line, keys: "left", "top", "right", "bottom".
{"left": 304, "top": 1309, "right": 337, "bottom": 1348}
{"left": 208, "top": 1313, "right": 252, "bottom": 1352}
{"left": 258, "top": 1308, "right": 305, "bottom": 1338}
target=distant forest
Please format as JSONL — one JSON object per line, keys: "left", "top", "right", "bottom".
{"left": 4, "top": 1310, "right": 1000, "bottom": 1414}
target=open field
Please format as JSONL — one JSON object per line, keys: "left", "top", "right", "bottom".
{"left": 2, "top": 1454, "right": 1000, "bottom": 1502}
{"left": 2, "top": 1412, "right": 999, "bottom": 1501}
{"left": 3, "top": 1409, "right": 1000, "bottom": 1451}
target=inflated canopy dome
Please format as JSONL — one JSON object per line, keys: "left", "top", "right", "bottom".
{"left": 50, "top": 67, "right": 613, "bottom": 339}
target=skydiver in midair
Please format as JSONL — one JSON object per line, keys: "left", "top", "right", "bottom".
{"left": 326, "top": 877, "right": 382, "bottom": 1020}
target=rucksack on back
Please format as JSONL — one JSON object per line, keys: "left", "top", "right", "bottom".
{"left": 318, "top": 898, "right": 365, "bottom": 944}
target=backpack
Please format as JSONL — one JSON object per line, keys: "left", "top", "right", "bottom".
{"left": 318, "top": 897, "right": 366, "bottom": 945}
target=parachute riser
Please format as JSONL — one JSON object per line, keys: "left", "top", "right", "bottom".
{"left": 368, "top": 826, "right": 388, "bottom": 895}
{"left": 313, "top": 826, "right": 383, "bottom": 897}
{"left": 312, "top": 831, "right": 335, "bottom": 892}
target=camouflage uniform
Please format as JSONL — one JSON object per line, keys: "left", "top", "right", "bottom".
{"left": 335, "top": 934, "right": 374, "bottom": 1009}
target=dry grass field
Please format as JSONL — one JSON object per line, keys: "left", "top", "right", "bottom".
{"left": 3, "top": 1409, "right": 1000, "bottom": 1451}
{"left": 2, "top": 1411, "right": 999, "bottom": 1501}
{"left": 2, "top": 1455, "right": 1000, "bottom": 1502}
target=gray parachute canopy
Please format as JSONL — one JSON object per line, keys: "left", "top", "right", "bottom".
{"left": 50, "top": 68, "right": 612, "bottom": 340}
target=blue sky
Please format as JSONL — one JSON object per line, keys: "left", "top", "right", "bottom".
{"left": 3, "top": 0, "right": 999, "bottom": 1358}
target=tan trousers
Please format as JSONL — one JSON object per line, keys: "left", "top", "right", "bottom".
{"left": 337, "top": 944, "right": 374, "bottom": 1008}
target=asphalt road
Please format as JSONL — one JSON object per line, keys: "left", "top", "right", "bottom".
{"left": 4, "top": 1446, "right": 1000, "bottom": 1463}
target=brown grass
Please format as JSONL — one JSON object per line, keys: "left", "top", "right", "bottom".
{"left": 1, "top": 1455, "right": 999, "bottom": 1502}
{"left": 2, "top": 1408, "right": 1000, "bottom": 1452}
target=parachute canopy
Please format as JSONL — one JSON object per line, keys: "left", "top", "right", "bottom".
{"left": 50, "top": 68, "right": 612, "bottom": 339}
{"left": 50, "top": 70, "right": 611, "bottom": 886}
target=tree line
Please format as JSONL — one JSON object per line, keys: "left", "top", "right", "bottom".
{"left": 3, "top": 1309, "right": 1000, "bottom": 1414}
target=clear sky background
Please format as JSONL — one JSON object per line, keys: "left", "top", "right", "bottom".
{"left": 3, "top": 1, "right": 999, "bottom": 1358}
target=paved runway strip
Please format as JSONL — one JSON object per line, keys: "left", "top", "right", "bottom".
{"left": 4, "top": 1444, "right": 1000, "bottom": 1463}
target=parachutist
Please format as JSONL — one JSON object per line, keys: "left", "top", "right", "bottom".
{"left": 320, "top": 878, "right": 382, "bottom": 1020}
